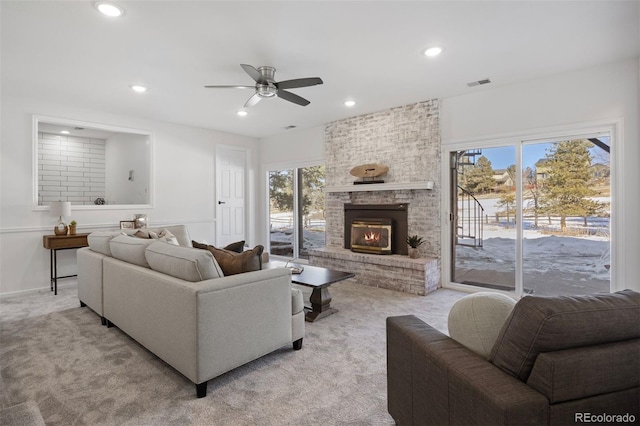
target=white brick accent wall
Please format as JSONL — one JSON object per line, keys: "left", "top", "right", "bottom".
{"left": 312, "top": 99, "right": 441, "bottom": 295}
{"left": 38, "top": 132, "right": 106, "bottom": 205}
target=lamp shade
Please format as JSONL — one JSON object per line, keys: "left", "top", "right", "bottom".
{"left": 50, "top": 201, "right": 71, "bottom": 218}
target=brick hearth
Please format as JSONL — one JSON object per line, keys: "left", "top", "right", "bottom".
{"left": 309, "top": 247, "right": 438, "bottom": 296}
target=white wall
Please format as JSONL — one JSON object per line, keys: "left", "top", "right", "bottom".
{"left": 441, "top": 59, "right": 639, "bottom": 292}
{"left": 256, "top": 126, "right": 325, "bottom": 246}
{"left": 104, "top": 133, "right": 149, "bottom": 205}
{"left": 0, "top": 96, "right": 258, "bottom": 296}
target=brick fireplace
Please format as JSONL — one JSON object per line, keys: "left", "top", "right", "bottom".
{"left": 308, "top": 99, "right": 441, "bottom": 296}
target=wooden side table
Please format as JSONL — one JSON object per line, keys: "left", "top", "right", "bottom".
{"left": 43, "top": 233, "right": 90, "bottom": 295}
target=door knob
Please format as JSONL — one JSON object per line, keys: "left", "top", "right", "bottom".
{"left": 218, "top": 201, "right": 226, "bottom": 204}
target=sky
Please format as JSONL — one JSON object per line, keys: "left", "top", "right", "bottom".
{"left": 477, "top": 137, "right": 610, "bottom": 170}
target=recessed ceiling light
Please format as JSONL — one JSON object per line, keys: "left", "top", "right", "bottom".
{"left": 344, "top": 100, "right": 356, "bottom": 107}
{"left": 130, "top": 85, "right": 147, "bottom": 93}
{"left": 237, "top": 110, "right": 248, "bottom": 117}
{"left": 95, "top": 2, "right": 124, "bottom": 17}
{"left": 60, "top": 130, "right": 70, "bottom": 135}
{"left": 424, "top": 46, "right": 443, "bottom": 57}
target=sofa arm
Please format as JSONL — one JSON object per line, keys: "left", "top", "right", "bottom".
{"left": 195, "top": 268, "right": 294, "bottom": 382}
{"left": 387, "top": 315, "right": 549, "bottom": 426}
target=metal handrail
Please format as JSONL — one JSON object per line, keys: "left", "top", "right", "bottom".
{"left": 456, "top": 185, "right": 484, "bottom": 248}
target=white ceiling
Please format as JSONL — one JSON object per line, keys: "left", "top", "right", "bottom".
{"left": 2, "top": 1, "right": 639, "bottom": 139}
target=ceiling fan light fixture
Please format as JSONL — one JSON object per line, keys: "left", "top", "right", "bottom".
{"left": 424, "top": 46, "right": 443, "bottom": 57}
{"left": 95, "top": 2, "right": 125, "bottom": 17}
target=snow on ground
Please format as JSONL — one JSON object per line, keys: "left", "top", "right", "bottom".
{"left": 457, "top": 228, "right": 611, "bottom": 281}
{"left": 456, "top": 198, "right": 611, "bottom": 294}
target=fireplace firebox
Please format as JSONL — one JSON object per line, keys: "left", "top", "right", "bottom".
{"left": 344, "top": 204, "right": 408, "bottom": 255}
{"left": 350, "top": 218, "right": 393, "bottom": 254}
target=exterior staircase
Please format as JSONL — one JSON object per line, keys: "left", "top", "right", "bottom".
{"left": 454, "top": 150, "right": 484, "bottom": 248}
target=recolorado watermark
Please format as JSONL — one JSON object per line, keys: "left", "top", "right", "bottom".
{"left": 575, "top": 412, "right": 636, "bottom": 423}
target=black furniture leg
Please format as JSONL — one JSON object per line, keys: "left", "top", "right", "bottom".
{"left": 80, "top": 301, "right": 86, "bottom": 307}
{"left": 100, "top": 317, "right": 107, "bottom": 326}
{"left": 196, "top": 382, "right": 207, "bottom": 398}
{"left": 53, "top": 249, "right": 58, "bottom": 295}
{"left": 49, "top": 249, "right": 54, "bottom": 291}
{"left": 106, "top": 320, "right": 114, "bottom": 328}
{"left": 293, "top": 338, "right": 303, "bottom": 350}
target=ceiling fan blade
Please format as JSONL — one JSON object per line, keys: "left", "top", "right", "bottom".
{"left": 276, "top": 77, "right": 323, "bottom": 90}
{"left": 240, "top": 64, "right": 265, "bottom": 83}
{"left": 244, "top": 93, "right": 262, "bottom": 108}
{"left": 277, "top": 89, "right": 310, "bottom": 106}
{"left": 204, "top": 85, "right": 254, "bottom": 89}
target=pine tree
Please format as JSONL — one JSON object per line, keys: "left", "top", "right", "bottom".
{"left": 497, "top": 164, "right": 516, "bottom": 226}
{"left": 540, "top": 140, "right": 602, "bottom": 232}
{"left": 464, "top": 156, "right": 495, "bottom": 194}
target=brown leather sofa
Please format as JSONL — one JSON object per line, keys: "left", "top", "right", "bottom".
{"left": 387, "top": 290, "right": 639, "bottom": 425}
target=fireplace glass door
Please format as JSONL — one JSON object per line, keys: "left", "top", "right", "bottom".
{"left": 350, "top": 219, "right": 392, "bottom": 254}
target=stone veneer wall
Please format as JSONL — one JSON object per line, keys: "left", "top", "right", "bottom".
{"left": 317, "top": 99, "right": 442, "bottom": 295}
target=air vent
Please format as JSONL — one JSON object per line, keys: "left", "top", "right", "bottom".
{"left": 284, "top": 125, "right": 297, "bottom": 130}
{"left": 467, "top": 78, "right": 491, "bottom": 87}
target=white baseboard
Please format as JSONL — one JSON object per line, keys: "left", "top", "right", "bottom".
{"left": 0, "top": 281, "right": 77, "bottom": 299}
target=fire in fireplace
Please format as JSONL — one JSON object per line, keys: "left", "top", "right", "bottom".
{"left": 350, "top": 218, "right": 393, "bottom": 254}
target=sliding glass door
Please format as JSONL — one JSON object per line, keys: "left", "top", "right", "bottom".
{"left": 452, "top": 147, "right": 516, "bottom": 291}
{"left": 268, "top": 165, "right": 326, "bottom": 260}
{"left": 521, "top": 139, "right": 610, "bottom": 295}
{"left": 449, "top": 135, "right": 611, "bottom": 296}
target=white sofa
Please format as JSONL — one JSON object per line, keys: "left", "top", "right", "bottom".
{"left": 77, "top": 225, "right": 305, "bottom": 398}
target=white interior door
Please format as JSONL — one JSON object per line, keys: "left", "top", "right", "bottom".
{"left": 216, "top": 146, "right": 246, "bottom": 246}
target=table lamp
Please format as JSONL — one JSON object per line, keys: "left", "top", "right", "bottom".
{"left": 50, "top": 201, "right": 71, "bottom": 235}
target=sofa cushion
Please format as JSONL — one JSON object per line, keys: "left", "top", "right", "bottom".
{"left": 526, "top": 339, "right": 640, "bottom": 403}
{"left": 145, "top": 242, "right": 223, "bottom": 282}
{"left": 87, "top": 230, "right": 126, "bottom": 256}
{"left": 489, "top": 289, "right": 640, "bottom": 382}
{"left": 109, "top": 235, "right": 156, "bottom": 268}
{"left": 193, "top": 243, "right": 264, "bottom": 276}
{"left": 448, "top": 292, "right": 516, "bottom": 359}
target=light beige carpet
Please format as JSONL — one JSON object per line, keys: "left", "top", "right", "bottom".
{"left": 0, "top": 280, "right": 465, "bottom": 425}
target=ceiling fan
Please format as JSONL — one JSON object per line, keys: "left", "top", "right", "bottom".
{"left": 205, "top": 64, "right": 323, "bottom": 107}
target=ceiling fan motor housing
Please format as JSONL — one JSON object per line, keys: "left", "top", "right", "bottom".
{"left": 257, "top": 66, "right": 276, "bottom": 82}
{"left": 257, "top": 83, "right": 277, "bottom": 98}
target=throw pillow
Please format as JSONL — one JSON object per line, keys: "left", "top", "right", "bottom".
{"left": 222, "top": 240, "right": 245, "bottom": 253}
{"left": 135, "top": 229, "right": 179, "bottom": 245}
{"left": 193, "top": 243, "right": 264, "bottom": 276}
{"left": 448, "top": 292, "right": 516, "bottom": 359}
{"left": 192, "top": 240, "right": 245, "bottom": 253}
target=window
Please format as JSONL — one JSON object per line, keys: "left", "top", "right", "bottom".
{"left": 268, "top": 165, "right": 326, "bottom": 260}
